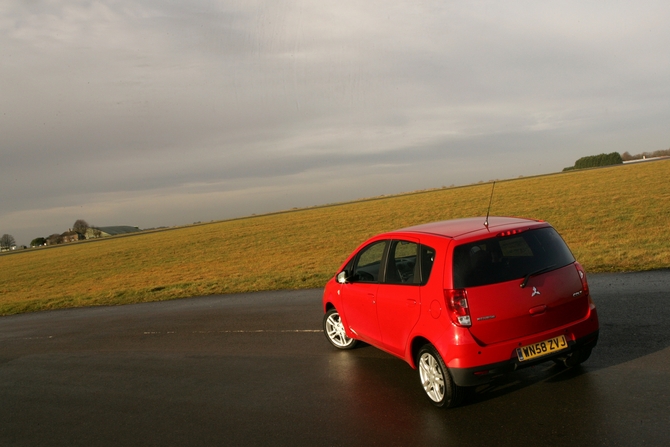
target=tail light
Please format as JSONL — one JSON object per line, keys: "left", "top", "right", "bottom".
{"left": 496, "top": 228, "right": 526, "bottom": 237}
{"left": 574, "top": 262, "right": 589, "bottom": 296}
{"left": 445, "top": 289, "right": 472, "bottom": 327}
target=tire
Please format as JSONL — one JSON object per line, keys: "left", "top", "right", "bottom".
{"left": 323, "top": 309, "right": 358, "bottom": 350}
{"left": 555, "top": 347, "right": 592, "bottom": 368}
{"left": 417, "top": 344, "right": 467, "bottom": 408}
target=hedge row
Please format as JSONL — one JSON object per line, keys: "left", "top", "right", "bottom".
{"left": 563, "top": 152, "right": 623, "bottom": 171}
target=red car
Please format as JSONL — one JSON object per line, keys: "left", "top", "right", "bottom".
{"left": 322, "top": 217, "right": 599, "bottom": 407}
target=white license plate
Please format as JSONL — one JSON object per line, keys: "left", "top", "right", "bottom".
{"left": 516, "top": 335, "right": 568, "bottom": 362}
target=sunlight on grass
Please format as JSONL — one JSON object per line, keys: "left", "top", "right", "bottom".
{"left": 1, "top": 160, "right": 668, "bottom": 315}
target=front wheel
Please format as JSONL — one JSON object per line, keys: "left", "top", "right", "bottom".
{"left": 417, "top": 344, "right": 467, "bottom": 408}
{"left": 323, "top": 309, "right": 358, "bottom": 350}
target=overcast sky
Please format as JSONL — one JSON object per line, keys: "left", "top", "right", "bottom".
{"left": 2, "top": 1, "right": 669, "bottom": 246}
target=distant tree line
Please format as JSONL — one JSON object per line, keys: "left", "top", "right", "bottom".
{"left": 1, "top": 219, "right": 98, "bottom": 251}
{"left": 621, "top": 148, "right": 670, "bottom": 161}
{"left": 563, "top": 152, "right": 623, "bottom": 171}
{"left": 23, "top": 220, "right": 132, "bottom": 249}
{"left": 36, "top": 219, "right": 94, "bottom": 246}
{"left": 564, "top": 148, "right": 670, "bottom": 171}
{"left": 31, "top": 237, "right": 47, "bottom": 247}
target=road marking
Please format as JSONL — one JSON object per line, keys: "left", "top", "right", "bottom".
{"left": 143, "top": 330, "right": 322, "bottom": 335}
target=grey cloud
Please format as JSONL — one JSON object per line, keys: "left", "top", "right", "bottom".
{"left": 2, "top": 0, "right": 670, "bottom": 245}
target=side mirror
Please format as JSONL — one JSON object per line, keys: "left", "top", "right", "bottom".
{"left": 337, "top": 271, "right": 349, "bottom": 284}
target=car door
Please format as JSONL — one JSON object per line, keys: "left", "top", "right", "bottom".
{"left": 340, "top": 240, "right": 387, "bottom": 344}
{"left": 376, "top": 238, "right": 423, "bottom": 356}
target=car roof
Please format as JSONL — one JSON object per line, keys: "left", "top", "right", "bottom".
{"left": 394, "top": 216, "right": 548, "bottom": 240}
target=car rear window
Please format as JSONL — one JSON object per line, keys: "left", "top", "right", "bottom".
{"left": 452, "top": 227, "right": 575, "bottom": 288}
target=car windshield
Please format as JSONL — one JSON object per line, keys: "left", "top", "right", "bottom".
{"left": 452, "top": 227, "right": 575, "bottom": 288}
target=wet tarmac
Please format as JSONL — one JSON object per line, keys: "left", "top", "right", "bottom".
{"left": 1, "top": 270, "right": 669, "bottom": 446}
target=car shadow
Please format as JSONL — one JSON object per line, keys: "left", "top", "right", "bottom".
{"left": 334, "top": 270, "right": 670, "bottom": 407}
{"left": 463, "top": 270, "right": 670, "bottom": 405}
{"left": 463, "top": 361, "right": 588, "bottom": 406}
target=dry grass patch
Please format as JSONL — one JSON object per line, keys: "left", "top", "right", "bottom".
{"left": 1, "top": 159, "right": 669, "bottom": 315}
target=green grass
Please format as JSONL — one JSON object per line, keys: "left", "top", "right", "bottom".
{"left": 1, "top": 159, "right": 669, "bottom": 315}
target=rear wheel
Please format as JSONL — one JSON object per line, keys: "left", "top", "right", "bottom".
{"left": 417, "top": 344, "right": 466, "bottom": 408}
{"left": 323, "top": 309, "right": 358, "bottom": 349}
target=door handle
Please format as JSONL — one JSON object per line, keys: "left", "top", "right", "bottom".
{"left": 407, "top": 299, "right": 417, "bottom": 306}
{"left": 529, "top": 304, "right": 547, "bottom": 315}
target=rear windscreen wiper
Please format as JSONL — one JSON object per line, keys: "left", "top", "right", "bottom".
{"left": 520, "top": 264, "right": 557, "bottom": 288}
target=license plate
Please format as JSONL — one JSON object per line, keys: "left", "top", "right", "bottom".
{"left": 516, "top": 335, "right": 568, "bottom": 362}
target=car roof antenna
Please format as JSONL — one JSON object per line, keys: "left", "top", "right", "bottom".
{"left": 484, "top": 181, "right": 496, "bottom": 228}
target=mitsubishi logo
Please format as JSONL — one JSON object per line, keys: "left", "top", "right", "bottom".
{"left": 531, "top": 287, "right": 541, "bottom": 297}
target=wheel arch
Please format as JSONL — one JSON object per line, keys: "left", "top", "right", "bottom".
{"left": 323, "top": 302, "right": 358, "bottom": 341}
{"left": 409, "top": 336, "right": 432, "bottom": 369}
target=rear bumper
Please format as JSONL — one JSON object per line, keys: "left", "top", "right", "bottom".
{"left": 450, "top": 329, "right": 599, "bottom": 387}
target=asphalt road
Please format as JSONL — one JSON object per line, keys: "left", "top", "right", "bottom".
{"left": 1, "top": 270, "right": 669, "bottom": 446}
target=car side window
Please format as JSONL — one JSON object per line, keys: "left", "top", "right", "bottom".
{"left": 383, "top": 241, "right": 436, "bottom": 285}
{"left": 352, "top": 241, "right": 387, "bottom": 283}
{"left": 384, "top": 240, "right": 419, "bottom": 284}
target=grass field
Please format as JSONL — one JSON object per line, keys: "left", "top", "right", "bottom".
{"left": 1, "top": 159, "right": 669, "bottom": 316}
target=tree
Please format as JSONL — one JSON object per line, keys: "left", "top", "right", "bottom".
{"left": 1, "top": 234, "right": 16, "bottom": 250}
{"left": 31, "top": 237, "right": 47, "bottom": 247}
{"left": 73, "top": 219, "right": 89, "bottom": 236}
{"left": 573, "top": 152, "right": 623, "bottom": 170}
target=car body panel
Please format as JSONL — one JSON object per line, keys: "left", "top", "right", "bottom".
{"left": 376, "top": 283, "right": 421, "bottom": 356}
{"left": 340, "top": 281, "right": 381, "bottom": 343}
{"left": 399, "top": 216, "right": 548, "bottom": 241}
{"left": 464, "top": 264, "right": 589, "bottom": 345}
